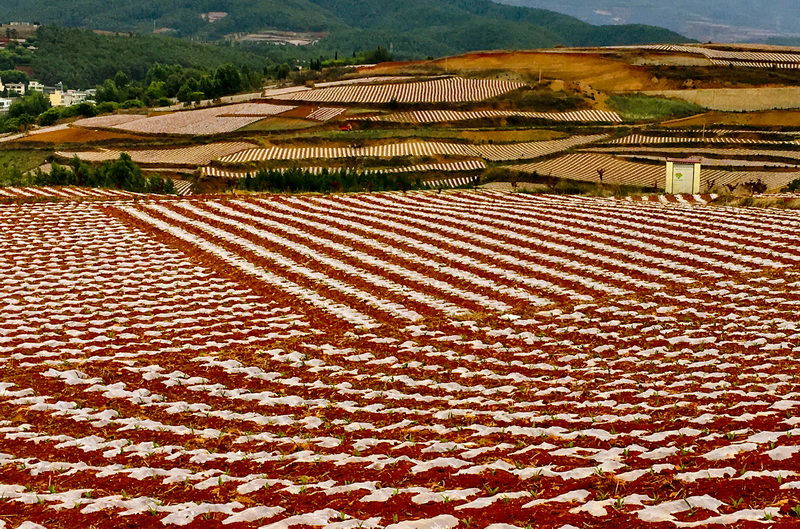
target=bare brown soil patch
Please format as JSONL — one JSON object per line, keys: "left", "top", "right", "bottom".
{"left": 12, "top": 128, "right": 146, "bottom": 144}
{"left": 628, "top": 54, "right": 712, "bottom": 67}
{"left": 429, "top": 51, "right": 680, "bottom": 92}
{"left": 278, "top": 106, "right": 317, "bottom": 119}
{"left": 456, "top": 129, "right": 566, "bottom": 143}
{"left": 357, "top": 61, "right": 424, "bottom": 74}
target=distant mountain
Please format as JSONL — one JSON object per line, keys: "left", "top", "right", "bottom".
{"left": 495, "top": 0, "right": 800, "bottom": 43}
{"left": 0, "top": 0, "right": 690, "bottom": 57}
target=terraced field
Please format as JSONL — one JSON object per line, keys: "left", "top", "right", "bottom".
{"left": 56, "top": 142, "right": 256, "bottom": 167}
{"left": 0, "top": 186, "right": 143, "bottom": 200}
{"left": 271, "top": 78, "right": 526, "bottom": 104}
{"left": 305, "top": 107, "right": 348, "bottom": 122}
{"left": 217, "top": 142, "right": 477, "bottom": 163}
{"left": 618, "top": 44, "right": 800, "bottom": 68}
{"left": 473, "top": 135, "right": 608, "bottom": 162}
{"left": 217, "top": 136, "right": 607, "bottom": 165}
{"left": 1, "top": 191, "right": 800, "bottom": 528}
{"left": 107, "top": 104, "right": 297, "bottom": 136}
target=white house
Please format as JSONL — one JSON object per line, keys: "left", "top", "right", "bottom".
{"left": 0, "top": 98, "right": 12, "bottom": 112}
{"left": 28, "top": 80, "right": 44, "bottom": 92}
{"left": 5, "top": 82, "right": 25, "bottom": 95}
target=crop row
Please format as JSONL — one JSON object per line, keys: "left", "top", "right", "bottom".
{"left": 173, "top": 180, "right": 194, "bottom": 195}
{"left": 217, "top": 142, "right": 476, "bottom": 163}
{"left": 202, "top": 159, "right": 487, "bottom": 179}
{"left": 607, "top": 135, "right": 799, "bottom": 146}
{"left": 473, "top": 135, "right": 608, "bottom": 162}
{"left": 305, "top": 107, "right": 347, "bottom": 121}
{"left": 617, "top": 44, "right": 800, "bottom": 65}
{"left": 0, "top": 186, "right": 141, "bottom": 200}
{"left": 218, "top": 136, "right": 607, "bottom": 164}
{"left": 710, "top": 60, "right": 800, "bottom": 69}
{"left": 56, "top": 142, "right": 255, "bottom": 167}
{"left": 424, "top": 175, "right": 480, "bottom": 189}
{"left": 366, "top": 109, "right": 622, "bottom": 124}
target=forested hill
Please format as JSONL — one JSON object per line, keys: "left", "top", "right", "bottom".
{"left": 1, "top": 0, "right": 689, "bottom": 54}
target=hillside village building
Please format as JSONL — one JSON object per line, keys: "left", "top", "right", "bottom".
{"left": 48, "top": 88, "right": 96, "bottom": 107}
{"left": 0, "top": 98, "right": 11, "bottom": 112}
{"left": 4, "top": 82, "right": 25, "bottom": 95}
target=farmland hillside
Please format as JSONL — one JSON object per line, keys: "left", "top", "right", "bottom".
{"left": 0, "top": 0, "right": 689, "bottom": 56}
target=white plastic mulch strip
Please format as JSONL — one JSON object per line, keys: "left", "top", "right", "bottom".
{"left": 368, "top": 109, "right": 622, "bottom": 124}
{"left": 202, "top": 159, "right": 486, "bottom": 179}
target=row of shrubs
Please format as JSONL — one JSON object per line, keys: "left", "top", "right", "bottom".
{"left": 783, "top": 178, "right": 800, "bottom": 193}
{"left": 233, "top": 168, "right": 429, "bottom": 194}
{"left": 34, "top": 154, "right": 175, "bottom": 194}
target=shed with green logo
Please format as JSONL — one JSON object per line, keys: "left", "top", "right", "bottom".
{"left": 665, "top": 158, "right": 701, "bottom": 194}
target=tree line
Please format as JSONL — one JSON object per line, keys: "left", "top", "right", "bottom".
{"left": 233, "top": 167, "right": 424, "bottom": 194}
{"left": 95, "top": 62, "right": 263, "bottom": 106}
{"left": 34, "top": 154, "right": 176, "bottom": 194}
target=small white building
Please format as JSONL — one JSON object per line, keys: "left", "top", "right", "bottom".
{"left": 0, "top": 98, "right": 11, "bottom": 112}
{"left": 5, "top": 82, "right": 25, "bottom": 96}
{"left": 665, "top": 157, "right": 702, "bottom": 194}
{"left": 28, "top": 80, "right": 44, "bottom": 92}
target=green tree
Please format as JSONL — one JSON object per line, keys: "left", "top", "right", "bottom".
{"left": 8, "top": 91, "right": 50, "bottom": 119}
{"left": 0, "top": 50, "right": 16, "bottom": 70}
{"left": 96, "top": 78, "right": 122, "bottom": 103}
{"left": 113, "top": 71, "right": 130, "bottom": 90}
{"left": 163, "top": 177, "right": 176, "bottom": 195}
{"left": 3, "top": 117, "right": 21, "bottom": 133}
{"left": 37, "top": 107, "right": 62, "bottom": 126}
{"left": 144, "top": 81, "right": 166, "bottom": 102}
{"left": 108, "top": 153, "right": 145, "bottom": 191}
{"left": 73, "top": 102, "right": 97, "bottom": 117}
{"left": 363, "top": 46, "right": 394, "bottom": 64}
{"left": 0, "top": 69, "right": 28, "bottom": 84}
{"left": 214, "top": 64, "right": 244, "bottom": 96}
